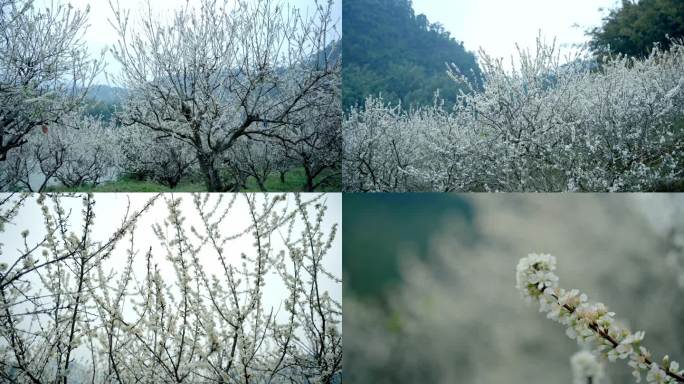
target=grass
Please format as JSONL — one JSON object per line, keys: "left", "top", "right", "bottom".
{"left": 46, "top": 167, "right": 341, "bottom": 193}
{"left": 243, "top": 167, "right": 341, "bottom": 192}
{"left": 46, "top": 179, "right": 207, "bottom": 193}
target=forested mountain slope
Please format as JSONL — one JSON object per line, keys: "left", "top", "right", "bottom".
{"left": 342, "top": 0, "right": 481, "bottom": 109}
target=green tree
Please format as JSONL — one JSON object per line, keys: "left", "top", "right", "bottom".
{"left": 343, "top": 0, "right": 482, "bottom": 109}
{"left": 590, "top": 0, "right": 684, "bottom": 57}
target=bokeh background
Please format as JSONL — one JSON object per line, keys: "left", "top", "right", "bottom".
{"left": 343, "top": 193, "right": 684, "bottom": 383}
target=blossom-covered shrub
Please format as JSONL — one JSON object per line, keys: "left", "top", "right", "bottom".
{"left": 517, "top": 253, "right": 684, "bottom": 383}
{"left": 117, "top": 124, "right": 197, "bottom": 188}
{"left": 0, "top": 193, "right": 342, "bottom": 383}
{"left": 1, "top": 115, "right": 119, "bottom": 191}
{"left": 344, "top": 38, "right": 684, "bottom": 192}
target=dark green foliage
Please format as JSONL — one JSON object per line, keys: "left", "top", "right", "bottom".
{"left": 342, "top": 193, "right": 473, "bottom": 298}
{"left": 342, "top": 0, "right": 482, "bottom": 109}
{"left": 83, "top": 100, "right": 117, "bottom": 121}
{"left": 83, "top": 85, "right": 126, "bottom": 121}
{"left": 590, "top": 0, "right": 684, "bottom": 57}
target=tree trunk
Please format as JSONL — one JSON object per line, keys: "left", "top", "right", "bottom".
{"left": 166, "top": 177, "right": 179, "bottom": 189}
{"left": 304, "top": 165, "right": 315, "bottom": 192}
{"left": 197, "top": 151, "right": 224, "bottom": 191}
{"left": 256, "top": 177, "right": 267, "bottom": 192}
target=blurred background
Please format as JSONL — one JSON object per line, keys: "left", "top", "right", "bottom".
{"left": 343, "top": 193, "right": 684, "bottom": 383}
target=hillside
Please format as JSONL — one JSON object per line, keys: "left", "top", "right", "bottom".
{"left": 342, "top": 0, "right": 482, "bottom": 109}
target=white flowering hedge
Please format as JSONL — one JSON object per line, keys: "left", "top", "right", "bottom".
{"left": 344, "top": 39, "right": 684, "bottom": 192}
{"left": 517, "top": 253, "right": 684, "bottom": 383}
{"left": 0, "top": 193, "right": 341, "bottom": 383}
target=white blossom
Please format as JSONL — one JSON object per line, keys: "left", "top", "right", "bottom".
{"left": 571, "top": 350, "right": 605, "bottom": 384}
{"left": 517, "top": 253, "right": 684, "bottom": 383}
{"left": 344, "top": 37, "right": 684, "bottom": 192}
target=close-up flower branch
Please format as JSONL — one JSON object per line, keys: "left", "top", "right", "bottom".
{"left": 517, "top": 253, "right": 684, "bottom": 383}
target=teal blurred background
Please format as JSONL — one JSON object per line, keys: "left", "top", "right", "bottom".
{"left": 343, "top": 193, "right": 473, "bottom": 298}
{"left": 343, "top": 194, "right": 684, "bottom": 384}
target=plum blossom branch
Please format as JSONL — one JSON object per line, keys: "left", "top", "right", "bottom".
{"left": 0, "top": 192, "right": 341, "bottom": 383}
{"left": 516, "top": 253, "right": 684, "bottom": 383}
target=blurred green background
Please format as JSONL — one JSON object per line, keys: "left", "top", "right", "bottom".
{"left": 343, "top": 194, "right": 684, "bottom": 384}
{"left": 343, "top": 193, "right": 473, "bottom": 298}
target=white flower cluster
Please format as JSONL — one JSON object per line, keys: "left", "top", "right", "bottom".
{"left": 344, "top": 38, "right": 684, "bottom": 192}
{"left": 517, "top": 253, "right": 684, "bottom": 384}
{"left": 571, "top": 350, "right": 605, "bottom": 384}
{"left": 515, "top": 253, "right": 559, "bottom": 300}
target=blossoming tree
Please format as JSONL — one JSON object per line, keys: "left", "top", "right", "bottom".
{"left": 117, "top": 124, "right": 198, "bottom": 189}
{"left": 277, "top": 82, "right": 342, "bottom": 192}
{"left": 344, "top": 38, "right": 684, "bottom": 192}
{"left": 2, "top": 115, "right": 119, "bottom": 191}
{"left": 109, "top": 0, "right": 341, "bottom": 192}
{"left": 0, "top": 0, "right": 102, "bottom": 177}
{"left": 0, "top": 193, "right": 342, "bottom": 383}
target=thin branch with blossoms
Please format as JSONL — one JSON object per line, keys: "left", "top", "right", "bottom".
{"left": 0, "top": 192, "right": 341, "bottom": 383}
{"left": 516, "top": 253, "right": 684, "bottom": 383}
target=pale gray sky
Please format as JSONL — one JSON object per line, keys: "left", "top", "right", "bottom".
{"left": 412, "top": 0, "right": 621, "bottom": 67}
{"left": 34, "top": 0, "right": 341, "bottom": 85}
{"left": 3, "top": 192, "right": 342, "bottom": 324}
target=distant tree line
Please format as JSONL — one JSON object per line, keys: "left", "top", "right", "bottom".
{"left": 590, "top": 0, "right": 684, "bottom": 58}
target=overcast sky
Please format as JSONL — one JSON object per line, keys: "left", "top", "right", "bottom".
{"left": 4, "top": 192, "right": 342, "bottom": 326}
{"left": 34, "top": 0, "right": 341, "bottom": 85}
{"left": 412, "top": 0, "right": 621, "bottom": 67}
